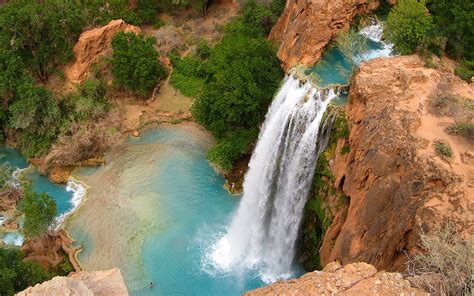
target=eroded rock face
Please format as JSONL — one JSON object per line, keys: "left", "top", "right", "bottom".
{"left": 17, "top": 268, "right": 128, "bottom": 296}
{"left": 321, "top": 56, "right": 474, "bottom": 270}
{"left": 245, "top": 261, "right": 427, "bottom": 295}
{"left": 21, "top": 230, "right": 82, "bottom": 272}
{"left": 269, "top": 0, "right": 381, "bottom": 70}
{"left": 65, "top": 19, "right": 141, "bottom": 84}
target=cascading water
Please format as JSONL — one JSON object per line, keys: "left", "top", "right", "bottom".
{"left": 211, "top": 73, "right": 338, "bottom": 282}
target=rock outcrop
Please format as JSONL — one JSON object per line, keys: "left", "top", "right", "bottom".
{"left": 17, "top": 268, "right": 128, "bottom": 296}
{"left": 245, "top": 261, "right": 427, "bottom": 295}
{"left": 269, "top": 0, "right": 383, "bottom": 70}
{"left": 21, "top": 230, "right": 82, "bottom": 272}
{"left": 65, "top": 19, "right": 141, "bottom": 84}
{"left": 319, "top": 56, "right": 474, "bottom": 271}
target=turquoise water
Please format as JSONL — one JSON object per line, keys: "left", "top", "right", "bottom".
{"left": 308, "top": 36, "right": 390, "bottom": 88}
{"left": 0, "top": 147, "right": 75, "bottom": 217}
{"left": 67, "top": 125, "right": 271, "bottom": 295}
{"left": 131, "top": 128, "right": 265, "bottom": 295}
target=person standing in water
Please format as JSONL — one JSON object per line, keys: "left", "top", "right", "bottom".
{"left": 149, "top": 282, "right": 155, "bottom": 289}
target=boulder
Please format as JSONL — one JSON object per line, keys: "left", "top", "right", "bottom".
{"left": 65, "top": 19, "right": 141, "bottom": 84}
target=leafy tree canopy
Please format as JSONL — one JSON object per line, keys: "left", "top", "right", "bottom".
{"left": 20, "top": 189, "right": 57, "bottom": 238}
{"left": 385, "top": 0, "right": 433, "bottom": 55}
{"left": 0, "top": 248, "right": 50, "bottom": 296}
{"left": 111, "top": 32, "right": 167, "bottom": 97}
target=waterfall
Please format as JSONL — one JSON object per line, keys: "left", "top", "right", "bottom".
{"left": 359, "top": 18, "right": 394, "bottom": 61}
{"left": 210, "top": 73, "right": 338, "bottom": 282}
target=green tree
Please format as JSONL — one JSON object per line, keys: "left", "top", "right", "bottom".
{"left": 336, "top": 28, "right": 369, "bottom": 68}
{"left": 428, "top": 0, "right": 474, "bottom": 60}
{"left": 0, "top": 1, "right": 83, "bottom": 82}
{"left": 0, "top": 248, "right": 49, "bottom": 296}
{"left": 192, "top": 21, "right": 282, "bottom": 138}
{"left": 8, "top": 83, "right": 61, "bottom": 157}
{"left": 111, "top": 32, "right": 167, "bottom": 97}
{"left": 20, "top": 190, "right": 57, "bottom": 238}
{"left": 385, "top": 0, "right": 433, "bottom": 55}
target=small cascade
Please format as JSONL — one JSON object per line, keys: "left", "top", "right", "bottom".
{"left": 359, "top": 18, "right": 394, "bottom": 61}
{"left": 54, "top": 178, "right": 87, "bottom": 228}
{"left": 211, "top": 73, "right": 338, "bottom": 282}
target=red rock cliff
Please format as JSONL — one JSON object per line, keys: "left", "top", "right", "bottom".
{"left": 269, "top": 0, "right": 381, "bottom": 70}
{"left": 320, "top": 56, "right": 474, "bottom": 270}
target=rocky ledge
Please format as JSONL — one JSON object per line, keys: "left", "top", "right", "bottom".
{"left": 245, "top": 261, "right": 427, "bottom": 295}
{"left": 17, "top": 268, "right": 128, "bottom": 296}
{"left": 320, "top": 55, "right": 473, "bottom": 270}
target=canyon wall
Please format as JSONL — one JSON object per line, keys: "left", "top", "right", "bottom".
{"left": 316, "top": 56, "right": 473, "bottom": 271}
{"left": 269, "top": 0, "right": 384, "bottom": 70}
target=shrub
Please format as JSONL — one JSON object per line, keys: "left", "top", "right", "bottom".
{"left": 241, "top": 0, "right": 276, "bottom": 35}
{"left": 385, "top": 0, "right": 433, "bottom": 55}
{"left": 446, "top": 123, "right": 474, "bottom": 138}
{"left": 60, "top": 78, "right": 109, "bottom": 123}
{"left": 20, "top": 189, "right": 57, "bottom": 238}
{"left": 454, "top": 60, "right": 474, "bottom": 82}
{"left": 207, "top": 129, "right": 257, "bottom": 172}
{"left": 111, "top": 32, "right": 167, "bottom": 97}
{"left": 0, "top": 248, "right": 50, "bottom": 296}
{"left": 406, "top": 223, "right": 473, "bottom": 295}
{"left": 170, "top": 55, "right": 207, "bottom": 97}
{"left": 0, "top": 163, "right": 12, "bottom": 191}
{"left": 195, "top": 40, "right": 211, "bottom": 60}
{"left": 270, "top": 0, "right": 286, "bottom": 17}
{"left": 434, "top": 141, "right": 453, "bottom": 158}
{"left": 9, "top": 83, "right": 61, "bottom": 157}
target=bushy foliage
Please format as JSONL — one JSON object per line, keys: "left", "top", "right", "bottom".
{"left": 454, "top": 60, "right": 474, "bottom": 82}
{"left": 193, "top": 21, "right": 283, "bottom": 138}
{"left": 20, "top": 189, "right": 57, "bottom": 238}
{"left": 0, "top": 248, "right": 50, "bottom": 296}
{"left": 385, "top": 0, "right": 433, "bottom": 55}
{"left": 241, "top": 0, "right": 277, "bottom": 35}
{"left": 0, "top": 1, "right": 83, "bottom": 82}
{"left": 406, "top": 223, "right": 473, "bottom": 295}
{"left": 270, "top": 0, "right": 286, "bottom": 17}
{"left": 0, "top": 163, "right": 12, "bottom": 191}
{"left": 428, "top": 0, "right": 474, "bottom": 61}
{"left": 434, "top": 141, "right": 453, "bottom": 158}
{"left": 171, "top": 1, "right": 283, "bottom": 171}
{"left": 207, "top": 129, "right": 257, "bottom": 172}
{"left": 60, "top": 78, "right": 109, "bottom": 123}
{"left": 112, "top": 32, "right": 167, "bottom": 97}
{"left": 9, "top": 84, "right": 61, "bottom": 157}
{"left": 335, "top": 29, "right": 369, "bottom": 68}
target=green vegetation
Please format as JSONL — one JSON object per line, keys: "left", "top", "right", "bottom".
{"left": 171, "top": 1, "right": 283, "bottom": 172}
{"left": 384, "top": 0, "right": 474, "bottom": 81}
{"left": 20, "top": 189, "right": 57, "bottom": 238}
{"left": 0, "top": 248, "right": 50, "bottom": 296}
{"left": 454, "top": 60, "right": 474, "bottom": 82}
{"left": 446, "top": 123, "right": 474, "bottom": 138}
{"left": 385, "top": 0, "right": 433, "bottom": 55}
{"left": 336, "top": 29, "right": 369, "bottom": 68}
{"left": 0, "top": 164, "right": 12, "bottom": 191}
{"left": 111, "top": 32, "right": 167, "bottom": 97}
{"left": 434, "top": 141, "right": 453, "bottom": 158}
{"left": 406, "top": 223, "right": 473, "bottom": 295}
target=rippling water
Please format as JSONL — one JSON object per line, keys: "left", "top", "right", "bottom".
{"left": 67, "top": 124, "right": 266, "bottom": 295}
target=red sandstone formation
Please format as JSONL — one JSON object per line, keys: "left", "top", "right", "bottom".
{"left": 246, "top": 261, "right": 427, "bottom": 295}
{"left": 269, "top": 0, "right": 391, "bottom": 70}
{"left": 65, "top": 19, "right": 141, "bottom": 84}
{"left": 21, "top": 230, "right": 82, "bottom": 272}
{"left": 320, "top": 56, "right": 473, "bottom": 270}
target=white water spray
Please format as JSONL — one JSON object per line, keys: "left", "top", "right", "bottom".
{"left": 210, "top": 74, "right": 338, "bottom": 282}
